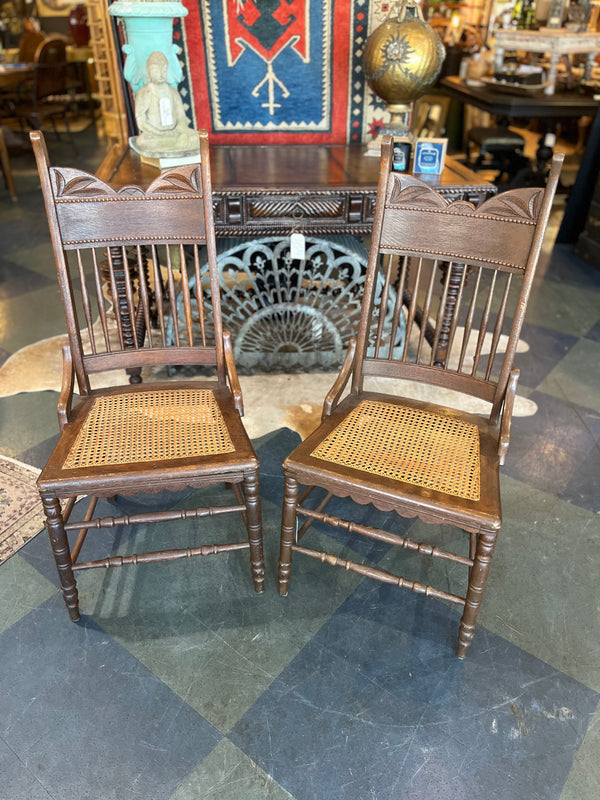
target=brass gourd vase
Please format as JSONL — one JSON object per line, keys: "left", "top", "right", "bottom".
{"left": 363, "top": 0, "right": 446, "bottom": 136}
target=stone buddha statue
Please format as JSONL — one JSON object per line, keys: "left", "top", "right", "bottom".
{"left": 132, "top": 50, "right": 199, "bottom": 158}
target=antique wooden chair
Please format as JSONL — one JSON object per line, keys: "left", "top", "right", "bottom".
{"left": 31, "top": 130, "right": 264, "bottom": 622}
{"left": 278, "top": 136, "right": 562, "bottom": 657}
{"left": 17, "top": 30, "right": 46, "bottom": 63}
{"left": 465, "top": 123, "right": 528, "bottom": 185}
{"left": 410, "top": 93, "right": 451, "bottom": 139}
{"left": 16, "top": 37, "right": 73, "bottom": 141}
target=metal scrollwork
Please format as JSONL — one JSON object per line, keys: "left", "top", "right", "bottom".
{"left": 167, "top": 235, "right": 404, "bottom": 372}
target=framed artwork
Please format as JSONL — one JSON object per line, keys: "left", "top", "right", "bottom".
{"left": 392, "top": 138, "right": 412, "bottom": 172}
{"left": 414, "top": 138, "right": 447, "bottom": 175}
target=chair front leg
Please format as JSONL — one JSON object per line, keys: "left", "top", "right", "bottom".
{"left": 278, "top": 473, "right": 299, "bottom": 596}
{"left": 243, "top": 470, "right": 265, "bottom": 593}
{"left": 41, "top": 494, "right": 80, "bottom": 621}
{"left": 457, "top": 529, "right": 498, "bottom": 658}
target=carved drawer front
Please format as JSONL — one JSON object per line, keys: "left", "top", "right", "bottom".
{"left": 361, "top": 194, "right": 376, "bottom": 224}
{"left": 246, "top": 193, "right": 345, "bottom": 225}
{"left": 212, "top": 197, "right": 226, "bottom": 226}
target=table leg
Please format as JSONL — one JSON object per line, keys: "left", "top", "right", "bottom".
{"left": 546, "top": 54, "right": 559, "bottom": 95}
{"left": 535, "top": 124, "right": 556, "bottom": 180}
{"left": 584, "top": 52, "right": 595, "bottom": 83}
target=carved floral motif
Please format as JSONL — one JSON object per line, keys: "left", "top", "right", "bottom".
{"left": 388, "top": 173, "right": 544, "bottom": 221}
{"left": 50, "top": 165, "right": 202, "bottom": 201}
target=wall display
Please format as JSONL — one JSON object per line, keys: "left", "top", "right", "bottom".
{"left": 414, "top": 137, "right": 447, "bottom": 174}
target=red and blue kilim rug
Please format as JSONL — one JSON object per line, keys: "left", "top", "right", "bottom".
{"left": 178, "top": 0, "right": 365, "bottom": 144}
{"left": 173, "top": 1, "right": 396, "bottom": 144}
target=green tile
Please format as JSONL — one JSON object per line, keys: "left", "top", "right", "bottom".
{"left": 77, "top": 498, "right": 363, "bottom": 733}
{"left": 560, "top": 698, "right": 600, "bottom": 800}
{"left": 0, "top": 285, "right": 65, "bottom": 353}
{"left": 378, "top": 477, "right": 600, "bottom": 691}
{"left": 537, "top": 339, "right": 600, "bottom": 413}
{"left": 6, "top": 242, "right": 57, "bottom": 279}
{"left": 0, "top": 393, "right": 59, "bottom": 458}
{"left": 170, "top": 739, "right": 295, "bottom": 800}
{"left": 524, "top": 279, "right": 600, "bottom": 337}
{"left": 0, "top": 553, "right": 57, "bottom": 633}
{"left": 482, "top": 476, "right": 600, "bottom": 691}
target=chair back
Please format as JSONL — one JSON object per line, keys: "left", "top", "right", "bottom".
{"left": 353, "top": 136, "right": 562, "bottom": 422}
{"left": 33, "top": 36, "right": 68, "bottom": 102}
{"left": 410, "top": 94, "right": 451, "bottom": 139}
{"left": 30, "top": 130, "right": 223, "bottom": 395}
{"left": 18, "top": 30, "right": 45, "bottom": 63}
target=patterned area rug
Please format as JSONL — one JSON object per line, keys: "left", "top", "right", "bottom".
{"left": 182, "top": 0, "right": 353, "bottom": 143}
{"left": 0, "top": 456, "right": 44, "bottom": 565}
{"left": 177, "top": 1, "right": 410, "bottom": 144}
{"left": 0, "top": 325, "right": 538, "bottom": 443}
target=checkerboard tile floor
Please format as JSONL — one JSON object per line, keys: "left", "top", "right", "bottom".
{"left": 0, "top": 126, "right": 599, "bottom": 800}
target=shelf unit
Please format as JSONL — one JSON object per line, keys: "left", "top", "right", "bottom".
{"left": 85, "top": 0, "right": 128, "bottom": 143}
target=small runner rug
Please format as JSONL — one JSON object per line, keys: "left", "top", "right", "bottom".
{"left": 0, "top": 456, "right": 44, "bottom": 566}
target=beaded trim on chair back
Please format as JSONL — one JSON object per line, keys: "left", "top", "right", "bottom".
{"left": 355, "top": 150, "right": 563, "bottom": 415}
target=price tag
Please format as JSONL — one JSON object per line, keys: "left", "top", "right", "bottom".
{"left": 159, "top": 96, "right": 174, "bottom": 127}
{"left": 290, "top": 232, "right": 306, "bottom": 260}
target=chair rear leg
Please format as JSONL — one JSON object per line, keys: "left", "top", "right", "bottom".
{"left": 457, "top": 529, "right": 498, "bottom": 658}
{"left": 278, "top": 473, "right": 299, "bottom": 596}
{"left": 41, "top": 494, "right": 80, "bottom": 621}
{"left": 242, "top": 470, "right": 265, "bottom": 593}
{"left": 0, "top": 130, "right": 17, "bottom": 202}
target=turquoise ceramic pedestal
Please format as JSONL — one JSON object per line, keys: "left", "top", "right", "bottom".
{"left": 108, "top": 1, "right": 188, "bottom": 95}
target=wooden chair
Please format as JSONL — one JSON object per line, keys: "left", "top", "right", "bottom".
{"left": 410, "top": 93, "right": 451, "bottom": 139}
{"left": 17, "top": 30, "right": 46, "bottom": 63}
{"left": 16, "top": 37, "right": 73, "bottom": 141}
{"left": 31, "top": 129, "right": 264, "bottom": 622}
{"left": 0, "top": 31, "right": 45, "bottom": 111}
{"left": 465, "top": 124, "right": 528, "bottom": 185}
{"left": 278, "top": 136, "right": 562, "bottom": 658}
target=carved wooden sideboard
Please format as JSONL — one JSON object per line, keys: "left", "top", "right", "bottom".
{"left": 95, "top": 144, "right": 496, "bottom": 373}
{"left": 96, "top": 143, "right": 496, "bottom": 237}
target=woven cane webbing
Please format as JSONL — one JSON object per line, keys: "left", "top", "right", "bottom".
{"left": 311, "top": 400, "right": 480, "bottom": 500}
{"left": 63, "top": 389, "right": 234, "bottom": 469}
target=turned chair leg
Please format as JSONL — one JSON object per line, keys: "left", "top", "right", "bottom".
{"left": 243, "top": 471, "right": 265, "bottom": 594}
{"left": 278, "top": 473, "right": 299, "bottom": 596}
{"left": 457, "top": 529, "right": 498, "bottom": 658}
{"left": 41, "top": 494, "right": 80, "bottom": 621}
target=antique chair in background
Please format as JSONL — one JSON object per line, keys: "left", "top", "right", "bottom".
{"left": 16, "top": 37, "right": 73, "bottom": 141}
{"left": 410, "top": 93, "right": 451, "bottom": 138}
{"left": 278, "top": 136, "right": 562, "bottom": 658}
{"left": 17, "top": 29, "right": 46, "bottom": 63}
{"left": 31, "top": 129, "right": 264, "bottom": 622}
{"left": 465, "top": 123, "right": 528, "bottom": 185}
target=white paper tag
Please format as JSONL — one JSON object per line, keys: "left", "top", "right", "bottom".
{"left": 159, "top": 96, "right": 174, "bottom": 127}
{"left": 290, "top": 232, "right": 306, "bottom": 260}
